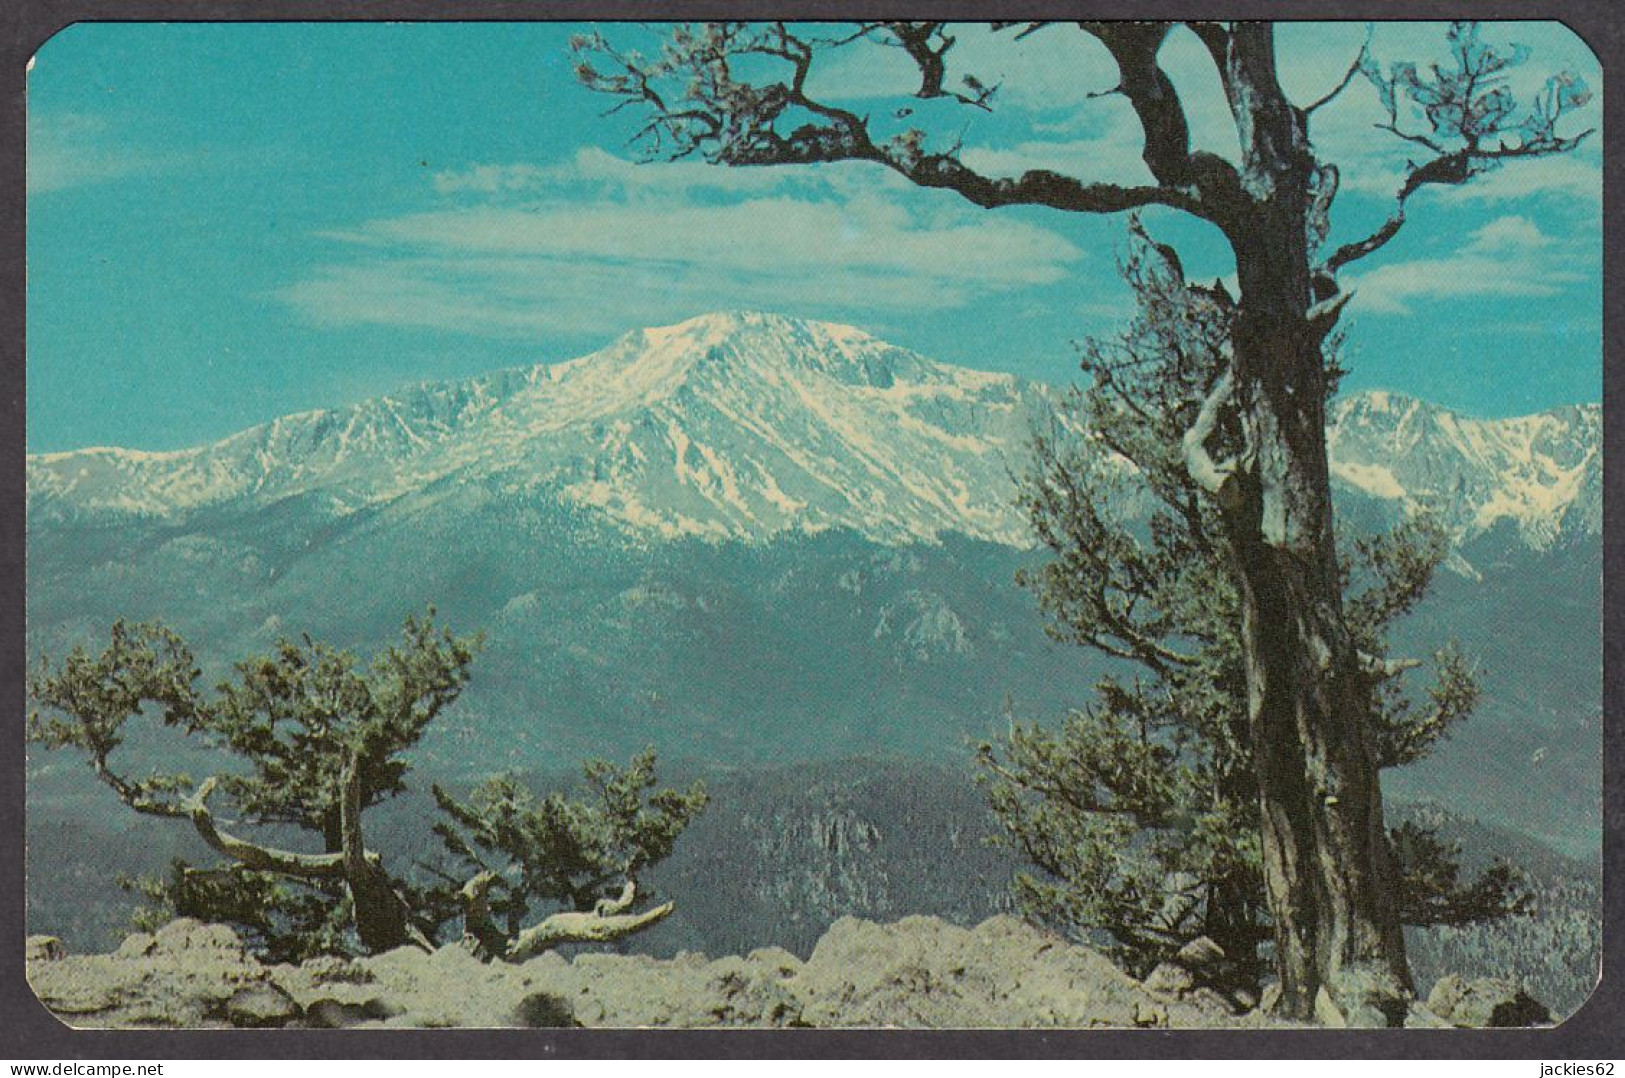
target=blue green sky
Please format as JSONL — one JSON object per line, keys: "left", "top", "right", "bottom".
{"left": 26, "top": 21, "right": 1603, "bottom": 452}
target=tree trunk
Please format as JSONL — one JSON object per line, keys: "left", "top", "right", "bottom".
{"left": 1221, "top": 201, "right": 1410, "bottom": 1024}
{"left": 338, "top": 752, "right": 421, "bottom": 954}
{"left": 1195, "top": 25, "right": 1411, "bottom": 1024}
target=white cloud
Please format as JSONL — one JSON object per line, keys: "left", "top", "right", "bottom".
{"left": 433, "top": 146, "right": 849, "bottom": 199}
{"left": 277, "top": 253, "right": 991, "bottom": 340}
{"left": 1345, "top": 215, "right": 1584, "bottom": 315}
{"left": 1464, "top": 214, "right": 1554, "bottom": 252}
{"left": 958, "top": 108, "right": 1153, "bottom": 188}
{"left": 284, "top": 147, "right": 1086, "bottom": 340}
{"left": 27, "top": 113, "right": 157, "bottom": 193}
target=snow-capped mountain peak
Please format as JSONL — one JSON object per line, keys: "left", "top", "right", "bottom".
{"left": 26, "top": 312, "right": 1048, "bottom": 547}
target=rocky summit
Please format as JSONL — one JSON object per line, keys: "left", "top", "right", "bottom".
{"left": 26, "top": 916, "right": 1557, "bottom": 1030}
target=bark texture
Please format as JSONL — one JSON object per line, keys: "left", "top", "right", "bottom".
{"left": 1203, "top": 27, "right": 1408, "bottom": 1020}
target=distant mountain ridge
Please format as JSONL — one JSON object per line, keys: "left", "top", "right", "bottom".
{"left": 28, "top": 311, "right": 1601, "bottom": 554}
{"left": 1328, "top": 390, "right": 1600, "bottom": 551}
{"left": 25, "top": 311, "right": 1603, "bottom": 880}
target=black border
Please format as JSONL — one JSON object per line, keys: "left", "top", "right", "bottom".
{"left": 2, "top": 0, "right": 1618, "bottom": 1060}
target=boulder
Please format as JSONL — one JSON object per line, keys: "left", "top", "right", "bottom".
{"left": 27, "top": 914, "right": 1292, "bottom": 1030}
{"left": 26, "top": 937, "right": 66, "bottom": 962}
{"left": 795, "top": 914, "right": 1179, "bottom": 1028}
{"left": 507, "top": 991, "right": 578, "bottom": 1028}
{"left": 1175, "top": 937, "right": 1226, "bottom": 973}
{"left": 223, "top": 984, "right": 301, "bottom": 1029}
{"left": 1426, "top": 975, "right": 1552, "bottom": 1028}
{"left": 1144, "top": 962, "right": 1197, "bottom": 999}
{"left": 153, "top": 918, "right": 247, "bottom": 955}
{"left": 27, "top": 921, "right": 268, "bottom": 1028}
{"left": 1316, "top": 965, "right": 1410, "bottom": 1028}
{"left": 1404, "top": 1002, "right": 1454, "bottom": 1029}
{"left": 301, "top": 997, "right": 402, "bottom": 1029}
{"left": 114, "top": 933, "right": 157, "bottom": 959}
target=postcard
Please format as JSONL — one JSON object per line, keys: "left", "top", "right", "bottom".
{"left": 19, "top": 18, "right": 1604, "bottom": 1035}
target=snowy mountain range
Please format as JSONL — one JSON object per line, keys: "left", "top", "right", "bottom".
{"left": 1327, "top": 390, "right": 1600, "bottom": 551}
{"left": 27, "top": 311, "right": 1600, "bottom": 553}
{"left": 25, "top": 311, "right": 1603, "bottom": 859}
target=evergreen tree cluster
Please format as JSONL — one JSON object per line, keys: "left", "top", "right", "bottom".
{"left": 29, "top": 611, "right": 705, "bottom": 961}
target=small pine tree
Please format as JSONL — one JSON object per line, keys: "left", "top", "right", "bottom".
{"left": 29, "top": 611, "right": 478, "bottom": 956}
{"left": 29, "top": 613, "right": 707, "bottom": 960}
{"left": 430, "top": 748, "right": 709, "bottom": 960}
{"left": 976, "top": 221, "right": 1527, "bottom": 993}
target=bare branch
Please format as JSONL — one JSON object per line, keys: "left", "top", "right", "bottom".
{"left": 1307, "top": 289, "right": 1355, "bottom": 342}
{"left": 575, "top": 22, "right": 1209, "bottom": 221}
{"left": 876, "top": 22, "right": 996, "bottom": 110}
{"left": 458, "top": 870, "right": 674, "bottom": 963}
{"left": 1304, "top": 40, "right": 1370, "bottom": 116}
{"left": 1331, "top": 22, "right": 1595, "bottom": 273}
{"left": 1359, "top": 652, "right": 1423, "bottom": 680}
{"left": 182, "top": 777, "right": 353, "bottom": 878}
{"left": 1181, "top": 372, "right": 1241, "bottom": 507}
{"left": 457, "top": 870, "right": 511, "bottom": 957}
{"left": 511, "top": 889, "right": 673, "bottom": 962}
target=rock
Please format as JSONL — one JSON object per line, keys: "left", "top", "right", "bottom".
{"left": 1144, "top": 962, "right": 1197, "bottom": 999}
{"left": 1133, "top": 999, "right": 1168, "bottom": 1028}
{"left": 1231, "top": 987, "right": 1258, "bottom": 1012}
{"left": 223, "top": 984, "right": 301, "bottom": 1028}
{"left": 1314, "top": 986, "right": 1347, "bottom": 1027}
{"left": 302, "top": 998, "right": 401, "bottom": 1029}
{"left": 301, "top": 956, "right": 375, "bottom": 985}
{"left": 796, "top": 914, "right": 1168, "bottom": 1028}
{"left": 1404, "top": 1002, "right": 1453, "bottom": 1029}
{"left": 29, "top": 919, "right": 269, "bottom": 1028}
{"left": 1426, "top": 975, "right": 1552, "bottom": 1028}
{"left": 1257, "top": 982, "right": 1282, "bottom": 1015}
{"left": 1426, "top": 975, "right": 1469, "bottom": 1019}
{"left": 114, "top": 933, "right": 157, "bottom": 959}
{"left": 153, "top": 919, "right": 247, "bottom": 956}
{"left": 1318, "top": 965, "right": 1409, "bottom": 1028}
{"left": 27, "top": 914, "right": 1296, "bottom": 1030}
{"left": 1175, "top": 937, "right": 1225, "bottom": 973}
{"left": 26, "top": 936, "right": 66, "bottom": 962}
{"left": 1187, "top": 987, "right": 1238, "bottom": 1015}
{"left": 1314, "top": 987, "right": 1399, "bottom": 1029}
{"left": 508, "top": 991, "right": 578, "bottom": 1028}
{"left": 704, "top": 955, "right": 805, "bottom": 1026}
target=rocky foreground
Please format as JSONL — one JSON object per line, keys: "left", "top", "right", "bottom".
{"left": 25, "top": 915, "right": 1551, "bottom": 1030}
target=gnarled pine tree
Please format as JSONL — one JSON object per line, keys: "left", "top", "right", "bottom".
{"left": 975, "top": 224, "right": 1527, "bottom": 1006}
{"left": 29, "top": 614, "right": 706, "bottom": 960}
{"left": 29, "top": 612, "right": 475, "bottom": 956}
{"left": 431, "top": 748, "right": 709, "bottom": 961}
{"left": 575, "top": 20, "right": 1591, "bottom": 1019}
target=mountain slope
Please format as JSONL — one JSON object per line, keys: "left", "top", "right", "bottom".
{"left": 1328, "top": 390, "right": 1600, "bottom": 551}
{"left": 28, "top": 312, "right": 1049, "bottom": 548}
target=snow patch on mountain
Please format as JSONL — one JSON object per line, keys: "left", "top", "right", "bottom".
{"left": 1327, "top": 391, "right": 1599, "bottom": 549}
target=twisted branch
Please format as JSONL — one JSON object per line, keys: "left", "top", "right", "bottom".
{"left": 182, "top": 777, "right": 352, "bottom": 878}
{"left": 458, "top": 874, "right": 674, "bottom": 963}
{"left": 1181, "top": 372, "right": 1242, "bottom": 508}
